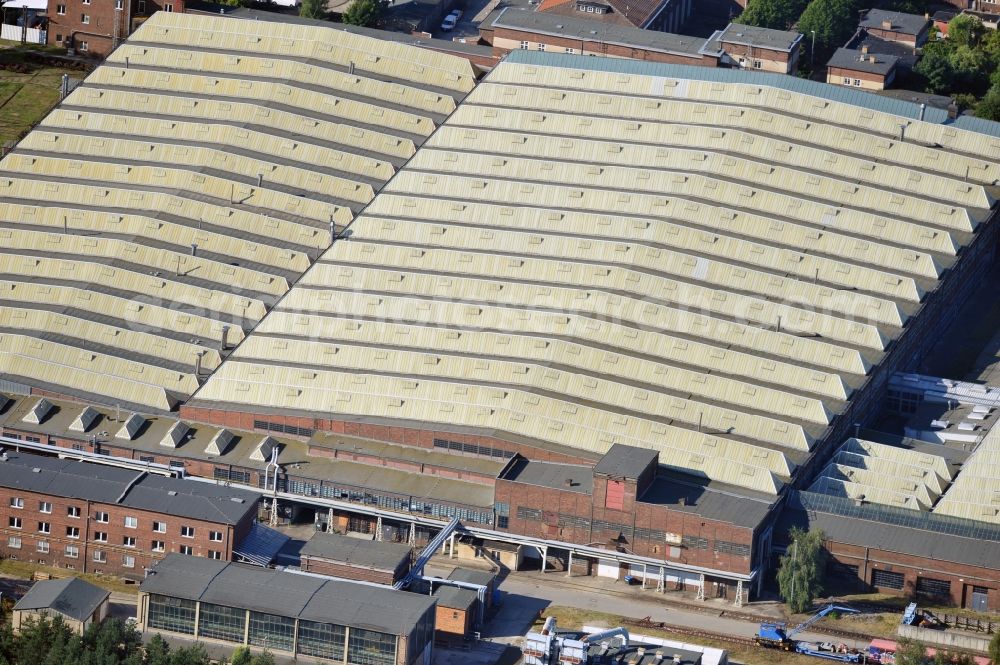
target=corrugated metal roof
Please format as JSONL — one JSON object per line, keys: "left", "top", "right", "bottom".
{"left": 0, "top": 11, "right": 473, "bottom": 412}
{"left": 504, "top": 50, "right": 952, "bottom": 123}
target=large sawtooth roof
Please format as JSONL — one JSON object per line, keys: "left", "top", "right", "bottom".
{"left": 0, "top": 12, "right": 474, "bottom": 411}
{"left": 188, "top": 50, "right": 1000, "bottom": 494}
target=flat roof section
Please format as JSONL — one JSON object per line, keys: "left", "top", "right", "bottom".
{"left": 308, "top": 431, "right": 506, "bottom": 478}
{"left": 301, "top": 532, "right": 412, "bottom": 572}
{"left": 141, "top": 554, "right": 435, "bottom": 636}
{"left": 704, "top": 23, "right": 802, "bottom": 53}
{"left": 0, "top": 393, "right": 497, "bottom": 513}
{"left": 593, "top": 444, "right": 658, "bottom": 480}
{"left": 499, "top": 457, "right": 595, "bottom": 494}
{"left": 434, "top": 585, "right": 478, "bottom": 611}
{"left": 639, "top": 468, "right": 777, "bottom": 529}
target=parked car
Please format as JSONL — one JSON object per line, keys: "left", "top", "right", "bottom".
{"left": 441, "top": 13, "right": 458, "bottom": 30}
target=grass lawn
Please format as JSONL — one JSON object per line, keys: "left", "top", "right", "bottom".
{"left": 0, "top": 49, "right": 83, "bottom": 146}
{"left": 0, "top": 559, "right": 139, "bottom": 596}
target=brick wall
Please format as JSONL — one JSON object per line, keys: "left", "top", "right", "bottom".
{"left": 300, "top": 556, "right": 404, "bottom": 585}
{"left": 180, "top": 404, "right": 593, "bottom": 464}
{"left": 826, "top": 66, "right": 893, "bottom": 90}
{"left": 493, "top": 477, "right": 755, "bottom": 575}
{"left": 825, "top": 540, "right": 1000, "bottom": 611}
{"left": 307, "top": 444, "right": 498, "bottom": 485}
{"left": 435, "top": 605, "right": 471, "bottom": 637}
{"left": 489, "top": 29, "right": 713, "bottom": 65}
{"left": 719, "top": 41, "right": 797, "bottom": 74}
{"left": 865, "top": 26, "right": 926, "bottom": 46}
{"left": 46, "top": 0, "right": 185, "bottom": 57}
{"left": 0, "top": 487, "right": 246, "bottom": 579}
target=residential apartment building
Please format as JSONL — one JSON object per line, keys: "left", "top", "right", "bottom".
{"left": 46, "top": 0, "right": 183, "bottom": 56}
{"left": 825, "top": 46, "right": 899, "bottom": 90}
{"left": 859, "top": 9, "right": 931, "bottom": 46}
{"left": 0, "top": 452, "right": 258, "bottom": 579}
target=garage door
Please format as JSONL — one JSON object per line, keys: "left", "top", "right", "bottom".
{"left": 970, "top": 586, "right": 989, "bottom": 612}
{"left": 872, "top": 569, "right": 905, "bottom": 590}
{"left": 597, "top": 558, "right": 619, "bottom": 579}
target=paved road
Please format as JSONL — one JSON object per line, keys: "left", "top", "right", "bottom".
{"left": 488, "top": 574, "right": 871, "bottom": 650}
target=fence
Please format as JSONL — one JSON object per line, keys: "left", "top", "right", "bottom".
{"left": 0, "top": 23, "right": 46, "bottom": 44}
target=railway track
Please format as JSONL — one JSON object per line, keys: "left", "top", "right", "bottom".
{"left": 624, "top": 616, "right": 759, "bottom": 647}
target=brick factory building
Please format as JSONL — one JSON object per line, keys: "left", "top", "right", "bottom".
{"left": 0, "top": 451, "right": 259, "bottom": 579}
{"left": 137, "top": 554, "right": 437, "bottom": 665}
{"left": 300, "top": 532, "right": 413, "bottom": 585}
{"left": 1, "top": 12, "right": 1000, "bottom": 609}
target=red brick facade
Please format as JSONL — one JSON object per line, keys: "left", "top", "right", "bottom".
{"left": 825, "top": 541, "right": 1000, "bottom": 611}
{"left": 300, "top": 556, "right": 409, "bottom": 585}
{"left": 46, "top": 0, "right": 185, "bottom": 57}
{"left": 434, "top": 604, "right": 472, "bottom": 637}
{"left": 180, "top": 404, "right": 593, "bottom": 465}
{"left": 0, "top": 486, "right": 254, "bottom": 579}
{"left": 494, "top": 478, "right": 756, "bottom": 575}
{"left": 307, "top": 443, "right": 499, "bottom": 486}
{"left": 481, "top": 26, "right": 716, "bottom": 65}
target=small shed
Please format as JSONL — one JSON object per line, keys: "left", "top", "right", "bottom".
{"left": 433, "top": 585, "right": 479, "bottom": 638}
{"left": 13, "top": 577, "right": 110, "bottom": 635}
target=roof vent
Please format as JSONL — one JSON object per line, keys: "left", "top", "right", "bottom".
{"left": 168, "top": 491, "right": 177, "bottom": 496}
{"left": 31, "top": 468, "right": 40, "bottom": 473}
{"left": 564, "top": 478, "right": 574, "bottom": 487}
{"left": 230, "top": 497, "right": 245, "bottom": 503}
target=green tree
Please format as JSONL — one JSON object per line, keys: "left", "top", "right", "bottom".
{"left": 949, "top": 14, "right": 985, "bottom": 48}
{"left": 146, "top": 635, "right": 172, "bottom": 665}
{"left": 341, "top": 0, "right": 385, "bottom": 26}
{"left": 797, "top": 0, "right": 859, "bottom": 60}
{"left": 915, "top": 40, "right": 954, "bottom": 94}
{"left": 895, "top": 638, "right": 928, "bottom": 665}
{"left": 988, "top": 629, "right": 1000, "bottom": 665}
{"left": 299, "top": 0, "right": 326, "bottom": 20}
{"left": 170, "top": 643, "right": 212, "bottom": 665}
{"left": 735, "top": 0, "right": 808, "bottom": 29}
{"left": 776, "top": 527, "right": 827, "bottom": 613}
{"left": 250, "top": 651, "right": 275, "bottom": 665}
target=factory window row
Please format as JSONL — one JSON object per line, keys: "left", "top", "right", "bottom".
{"left": 214, "top": 467, "right": 252, "bottom": 484}
{"left": 253, "top": 420, "right": 314, "bottom": 438}
{"left": 146, "top": 595, "right": 402, "bottom": 664}
{"left": 634, "top": 527, "right": 668, "bottom": 542}
{"left": 516, "top": 506, "right": 541, "bottom": 521}
{"left": 916, "top": 576, "right": 951, "bottom": 599}
{"left": 713, "top": 540, "right": 751, "bottom": 557}
{"left": 432, "top": 438, "right": 514, "bottom": 460}
{"left": 281, "top": 476, "right": 492, "bottom": 524}
{"left": 682, "top": 536, "right": 709, "bottom": 550}
{"left": 872, "top": 568, "right": 905, "bottom": 590}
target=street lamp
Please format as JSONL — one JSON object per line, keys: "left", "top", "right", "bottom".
{"left": 810, "top": 30, "right": 816, "bottom": 69}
